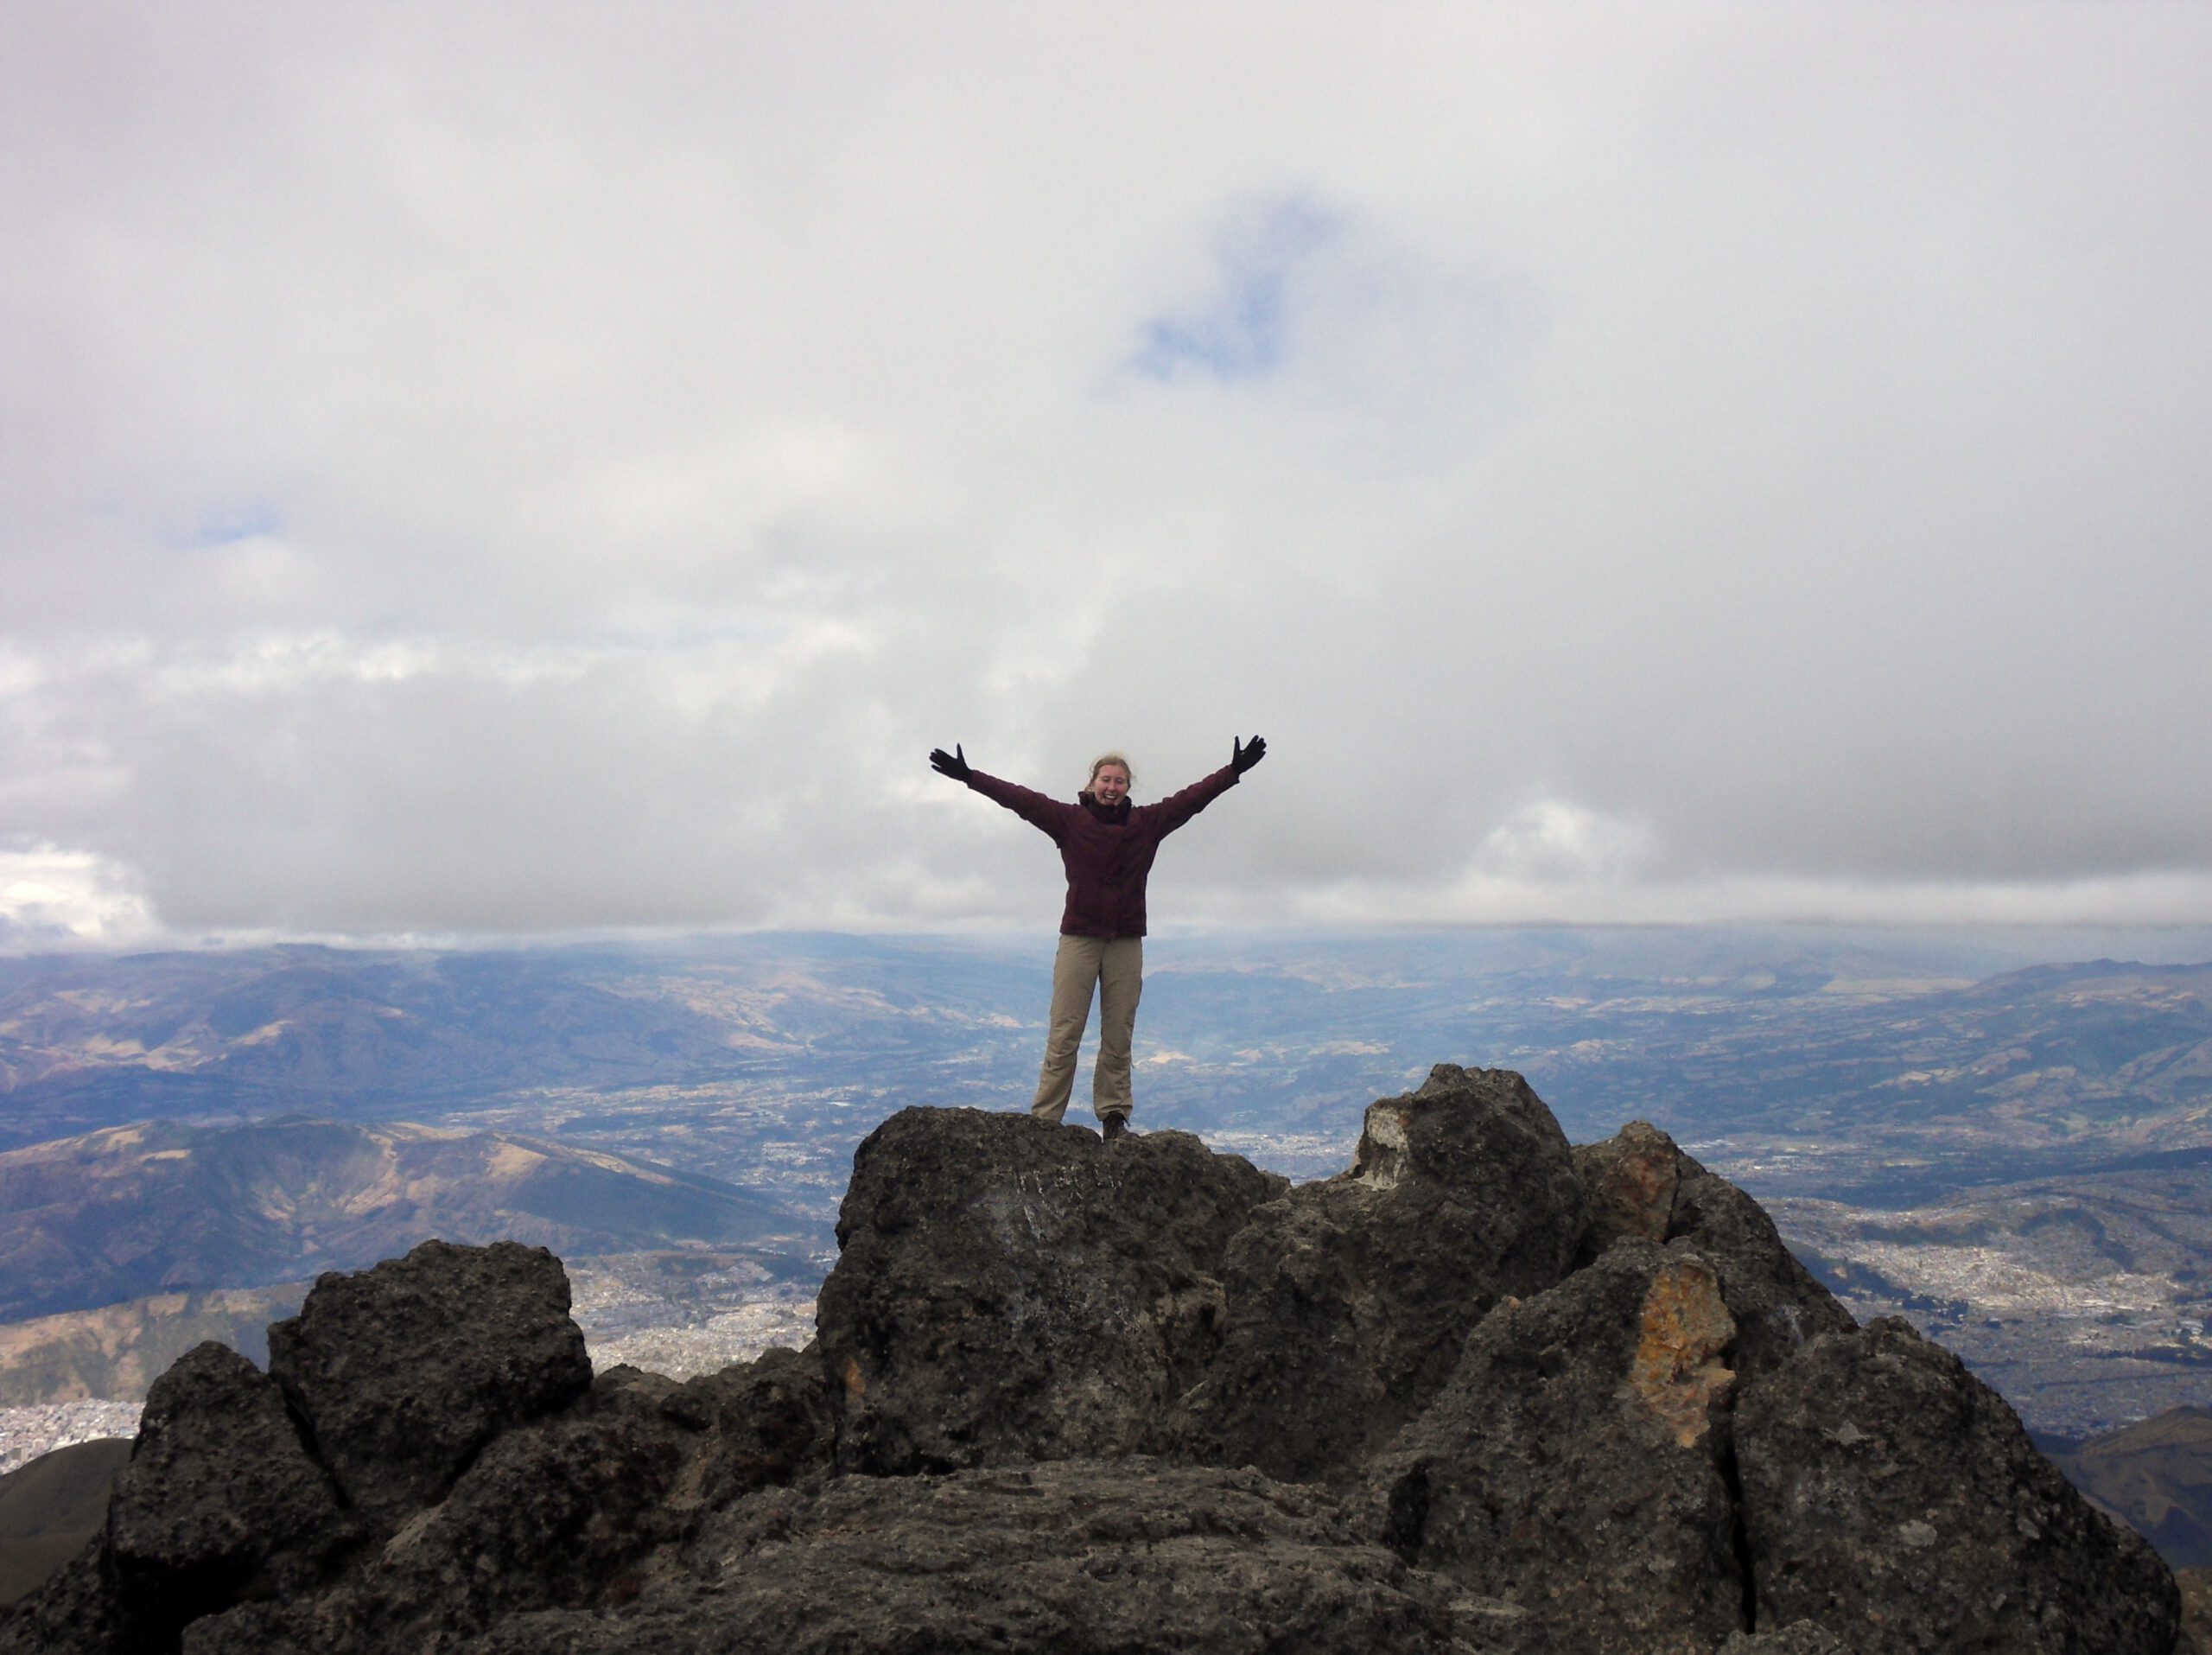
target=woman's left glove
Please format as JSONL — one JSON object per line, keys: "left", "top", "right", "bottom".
{"left": 1232, "top": 735, "right": 1267, "bottom": 774}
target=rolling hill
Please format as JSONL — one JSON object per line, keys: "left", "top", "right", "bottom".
{"left": 0, "top": 1115, "right": 810, "bottom": 1322}
{"left": 2056, "top": 1406, "right": 2212, "bottom": 1569}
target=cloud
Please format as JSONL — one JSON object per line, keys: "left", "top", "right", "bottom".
{"left": 2, "top": 4, "right": 2210, "bottom": 942}
{"left": 0, "top": 844, "right": 160, "bottom": 948}
{"left": 1477, "top": 800, "right": 1649, "bottom": 885}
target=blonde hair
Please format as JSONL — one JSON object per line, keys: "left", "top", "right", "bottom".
{"left": 1086, "top": 751, "right": 1135, "bottom": 792}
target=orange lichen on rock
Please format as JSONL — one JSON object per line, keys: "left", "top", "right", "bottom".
{"left": 1627, "top": 1254, "right": 1735, "bottom": 1448}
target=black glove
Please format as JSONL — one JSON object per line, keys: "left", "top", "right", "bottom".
{"left": 930, "top": 743, "right": 971, "bottom": 782}
{"left": 1232, "top": 735, "right": 1267, "bottom": 774}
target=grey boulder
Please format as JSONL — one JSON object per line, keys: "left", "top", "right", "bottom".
{"left": 1175, "top": 1065, "right": 1589, "bottom": 1483}
{"left": 267, "top": 1238, "right": 592, "bottom": 1530}
{"left": 108, "top": 1341, "right": 348, "bottom": 1605}
{"left": 1575, "top": 1120, "right": 1853, "bottom": 1381}
{"left": 1372, "top": 1238, "right": 1745, "bottom": 1654}
{"left": 817, "top": 1107, "right": 1284, "bottom": 1474}
{"left": 1737, "top": 1314, "right": 2181, "bottom": 1652}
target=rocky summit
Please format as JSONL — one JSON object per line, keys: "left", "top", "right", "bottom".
{"left": 1, "top": 1066, "right": 2185, "bottom": 1653}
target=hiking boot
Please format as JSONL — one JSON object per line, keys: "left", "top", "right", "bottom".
{"left": 1101, "top": 1114, "right": 1131, "bottom": 1143}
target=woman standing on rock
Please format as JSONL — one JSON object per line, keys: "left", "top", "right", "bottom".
{"left": 927, "top": 737, "right": 1266, "bottom": 1139}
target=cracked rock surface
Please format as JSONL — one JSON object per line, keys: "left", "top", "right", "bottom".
{"left": 1738, "top": 1314, "right": 2180, "bottom": 1652}
{"left": 1370, "top": 1239, "right": 1745, "bottom": 1654}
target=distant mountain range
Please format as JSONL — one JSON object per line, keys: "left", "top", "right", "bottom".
{"left": 6, "top": 934, "right": 2211, "bottom": 1180}
{"left": 0, "top": 946, "right": 771, "bottom": 1142}
{"left": 0, "top": 1115, "right": 810, "bottom": 1323}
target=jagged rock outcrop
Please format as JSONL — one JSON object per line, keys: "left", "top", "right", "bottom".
{"left": 1574, "top": 1121, "right": 1853, "bottom": 1381}
{"left": 4, "top": 1343, "right": 353, "bottom": 1653}
{"left": 109, "top": 1344, "right": 349, "bottom": 1621}
{"left": 1174, "top": 1066, "right": 1589, "bottom": 1483}
{"left": 184, "top": 1367, "right": 701, "bottom": 1652}
{"left": 1737, "top": 1314, "right": 2180, "bottom": 1652}
{"left": 162, "top": 1330, "right": 836, "bottom": 1652}
{"left": 1, "top": 1066, "right": 2183, "bottom": 1654}
{"left": 817, "top": 1107, "right": 1285, "bottom": 1473}
{"left": 266, "top": 1238, "right": 591, "bottom": 1529}
{"left": 1371, "top": 1238, "right": 1745, "bottom": 1652}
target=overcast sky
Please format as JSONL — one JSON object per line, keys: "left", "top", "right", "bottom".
{"left": 3, "top": 3, "right": 2209, "bottom": 947}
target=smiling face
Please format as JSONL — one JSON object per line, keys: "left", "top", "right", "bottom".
{"left": 1089, "top": 761, "right": 1130, "bottom": 805}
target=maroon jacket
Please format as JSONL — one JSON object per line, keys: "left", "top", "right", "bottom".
{"left": 965, "top": 765, "right": 1241, "bottom": 939}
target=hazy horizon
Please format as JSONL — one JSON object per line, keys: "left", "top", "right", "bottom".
{"left": 5, "top": 918, "right": 2212, "bottom": 975}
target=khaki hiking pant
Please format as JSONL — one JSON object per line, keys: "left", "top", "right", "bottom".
{"left": 1031, "top": 934, "right": 1143, "bottom": 1125}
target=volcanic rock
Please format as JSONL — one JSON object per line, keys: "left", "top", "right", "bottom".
{"left": 1372, "top": 1238, "right": 1745, "bottom": 1653}
{"left": 1174, "top": 1065, "right": 1589, "bottom": 1482}
{"left": 1737, "top": 1314, "right": 2180, "bottom": 1652}
{"left": 461, "top": 1460, "right": 1531, "bottom": 1654}
{"left": 180, "top": 1365, "right": 718, "bottom": 1652}
{"left": 266, "top": 1238, "right": 590, "bottom": 1529}
{"left": 817, "top": 1107, "right": 1283, "bottom": 1474}
{"left": 1666, "top": 1160, "right": 1853, "bottom": 1383}
{"left": 3, "top": 1342, "right": 350, "bottom": 1652}
{"left": 106, "top": 1341, "right": 348, "bottom": 1624}
{"left": 681, "top": 1343, "right": 837, "bottom": 1508}
{"left": 1576, "top": 1121, "right": 1853, "bottom": 1381}
{"left": 1575, "top": 1118, "right": 1681, "bottom": 1249}
{"left": 1716, "top": 1627, "right": 1849, "bottom": 1652}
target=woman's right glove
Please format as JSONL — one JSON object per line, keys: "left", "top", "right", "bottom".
{"left": 930, "top": 744, "right": 971, "bottom": 781}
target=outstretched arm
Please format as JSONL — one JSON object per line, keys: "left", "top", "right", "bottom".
{"left": 1141, "top": 734, "right": 1266, "bottom": 837}
{"left": 928, "top": 743, "right": 1076, "bottom": 842}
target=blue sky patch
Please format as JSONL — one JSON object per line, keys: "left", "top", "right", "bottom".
{"left": 192, "top": 500, "right": 283, "bottom": 547}
{"left": 1131, "top": 195, "right": 1344, "bottom": 384}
